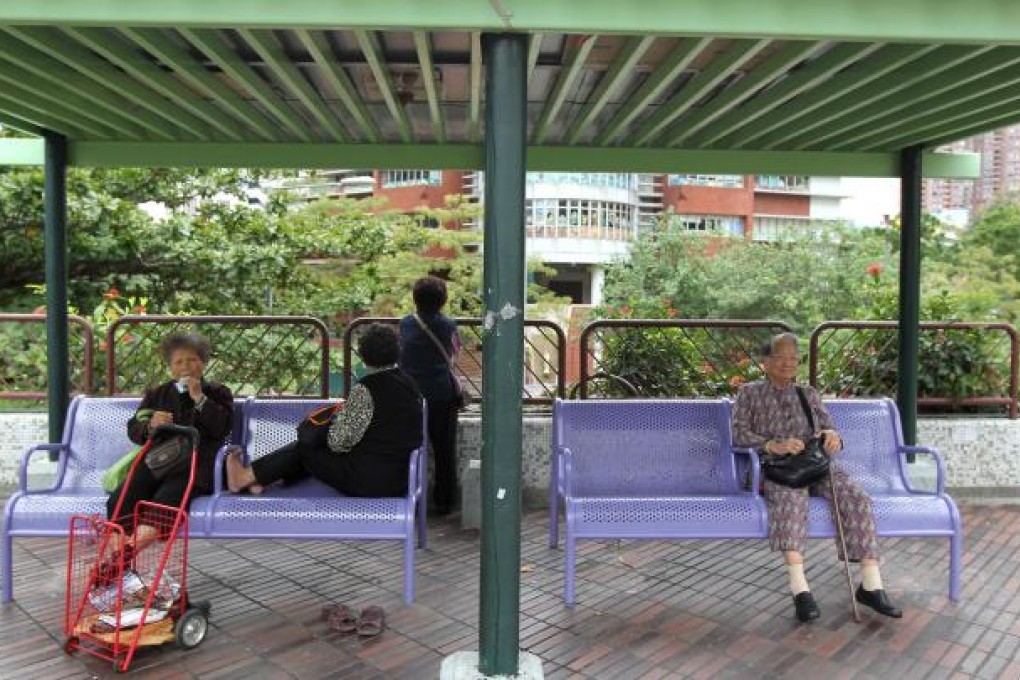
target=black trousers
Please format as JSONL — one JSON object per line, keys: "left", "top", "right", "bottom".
{"left": 428, "top": 398, "right": 459, "bottom": 512}
{"left": 106, "top": 463, "right": 190, "bottom": 536}
{"left": 251, "top": 441, "right": 345, "bottom": 493}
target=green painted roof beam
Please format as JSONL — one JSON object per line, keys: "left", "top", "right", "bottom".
{"left": 179, "top": 28, "right": 313, "bottom": 142}
{"left": 120, "top": 27, "right": 282, "bottom": 142}
{"left": 3, "top": 26, "right": 211, "bottom": 140}
{"left": 354, "top": 30, "right": 413, "bottom": 143}
{"left": 628, "top": 39, "right": 771, "bottom": 147}
{"left": 927, "top": 114, "right": 1020, "bottom": 149}
{"left": 787, "top": 47, "right": 1017, "bottom": 150}
{"left": 0, "top": 137, "right": 44, "bottom": 164}
{"left": 413, "top": 31, "right": 446, "bottom": 143}
{"left": 295, "top": 29, "right": 380, "bottom": 143}
{"left": 564, "top": 35, "right": 655, "bottom": 145}
{"left": 867, "top": 98, "right": 1020, "bottom": 151}
{"left": 533, "top": 34, "right": 599, "bottom": 144}
{"left": 1, "top": 0, "right": 1018, "bottom": 44}
{"left": 832, "top": 66, "right": 1020, "bottom": 151}
{"left": 469, "top": 32, "right": 483, "bottom": 142}
{"left": 0, "top": 37, "right": 184, "bottom": 140}
{"left": 0, "top": 79, "right": 116, "bottom": 139}
{"left": 239, "top": 28, "right": 349, "bottom": 142}
{"left": 0, "top": 115, "right": 45, "bottom": 138}
{"left": 683, "top": 42, "right": 881, "bottom": 148}
{"left": 527, "top": 33, "right": 542, "bottom": 83}
{"left": 0, "top": 96, "right": 93, "bottom": 138}
{"left": 62, "top": 141, "right": 979, "bottom": 178}
{"left": 63, "top": 26, "right": 245, "bottom": 141}
{"left": 594, "top": 37, "right": 712, "bottom": 146}
{"left": 663, "top": 41, "right": 817, "bottom": 147}
{"left": 0, "top": 61, "right": 146, "bottom": 139}
{"left": 744, "top": 43, "right": 946, "bottom": 150}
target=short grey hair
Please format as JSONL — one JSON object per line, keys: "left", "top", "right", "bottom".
{"left": 159, "top": 331, "right": 212, "bottom": 363}
{"left": 761, "top": 332, "right": 799, "bottom": 358}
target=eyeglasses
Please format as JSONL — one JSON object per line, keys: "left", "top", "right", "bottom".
{"left": 769, "top": 354, "right": 801, "bottom": 363}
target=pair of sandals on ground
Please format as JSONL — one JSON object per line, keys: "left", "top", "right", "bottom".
{"left": 321, "top": 603, "right": 385, "bottom": 637}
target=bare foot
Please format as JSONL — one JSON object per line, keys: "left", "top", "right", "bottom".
{"left": 249, "top": 484, "right": 264, "bottom": 495}
{"left": 226, "top": 450, "right": 256, "bottom": 493}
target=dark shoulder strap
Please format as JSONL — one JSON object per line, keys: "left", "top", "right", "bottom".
{"left": 794, "top": 386, "right": 816, "bottom": 432}
{"left": 412, "top": 313, "right": 452, "bottom": 366}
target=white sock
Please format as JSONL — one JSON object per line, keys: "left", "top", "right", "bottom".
{"left": 788, "top": 563, "right": 810, "bottom": 595}
{"left": 861, "top": 564, "right": 883, "bottom": 591}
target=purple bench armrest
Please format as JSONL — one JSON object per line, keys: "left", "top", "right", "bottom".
{"left": 211, "top": 444, "right": 236, "bottom": 495}
{"left": 561, "top": 447, "right": 574, "bottom": 498}
{"left": 732, "top": 447, "right": 762, "bottom": 497}
{"left": 899, "top": 445, "right": 946, "bottom": 496}
{"left": 17, "top": 443, "right": 68, "bottom": 494}
{"left": 407, "top": 448, "right": 423, "bottom": 500}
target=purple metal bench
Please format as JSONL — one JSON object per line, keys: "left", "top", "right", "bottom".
{"left": 3, "top": 396, "right": 427, "bottom": 605}
{"left": 204, "top": 397, "right": 428, "bottom": 604}
{"left": 549, "top": 399, "right": 767, "bottom": 604}
{"left": 549, "top": 397, "right": 962, "bottom": 605}
{"left": 2, "top": 395, "right": 245, "bottom": 603}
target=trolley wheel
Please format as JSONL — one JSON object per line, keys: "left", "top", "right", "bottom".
{"left": 63, "top": 636, "right": 79, "bottom": 655}
{"left": 175, "top": 608, "right": 208, "bottom": 650}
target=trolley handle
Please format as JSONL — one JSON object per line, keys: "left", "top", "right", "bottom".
{"left": 151, "top": 424, "right": 200, "bottom": 448}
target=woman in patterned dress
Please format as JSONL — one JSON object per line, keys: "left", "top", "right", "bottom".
{"left": 732, "top": 332, "right": 902, "bottom": 623}
{"left": 226, "top": 324, "right": 423, "bottom": 497}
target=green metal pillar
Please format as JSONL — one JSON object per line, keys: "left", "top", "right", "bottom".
{"left": 44, "top": 132, "right": 69, "bottom": 443}
{"left": 479, "top": 32, "right": 527, "bottom": 677}
{"left": 897, "top": 145, "right": 923, "bottom": 445}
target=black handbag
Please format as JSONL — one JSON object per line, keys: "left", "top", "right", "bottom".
{"left": 296, "top": 403, "right": 342, "bottom": 449}
{"left": 144, "top": 433, "right": 192, "bottom": 480}
{"left": 760, "top": 387, "right": 831, "bottom": 488}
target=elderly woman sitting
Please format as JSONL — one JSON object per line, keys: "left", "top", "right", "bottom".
{"left": 732, "top": 332, "right": 902, "bottom": 623}
{"left": 226, "top": 323, "right": 423, "bottom": 498}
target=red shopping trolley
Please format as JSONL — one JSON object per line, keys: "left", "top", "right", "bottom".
{"left": 63, "top": 424, "right": 210, "bottom": 672}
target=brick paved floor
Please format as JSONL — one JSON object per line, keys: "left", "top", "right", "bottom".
{"left": 1, "top": 502, "right": 1018, "bottom": 679}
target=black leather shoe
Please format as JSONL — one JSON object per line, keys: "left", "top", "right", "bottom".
{"left": 855, "top": 585, "right": 902, "bottom": 618}
{"left": 793, "top": 591, "right": 820, "bottom": 622}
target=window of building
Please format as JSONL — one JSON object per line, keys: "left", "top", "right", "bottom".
{"left": 755, "top": 175, "right": 810, "bottom": 192}
{"left": 526, "top": 173, "right": 634, "bottom": 189}
{"left": 524, "top": 198, "right": 636, "bottom": 239}
{"left": 667, "top": 174, "right": 744, "bottom": 188}
{"left": 380, "top": 170, "right": 442, "bottom": 188}
{"left": 673, "top": 214, "right": 745, "bottom": 237}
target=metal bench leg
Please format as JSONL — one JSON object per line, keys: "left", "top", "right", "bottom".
{"left": 417, "top": 502, "right": 427, "bottom": 549}
{"left": 1, "top": 527, "right": 12, "bottom": 603}
{"left": 404, "top": 532, "right": 415, "bottom": 604}
{"left": 564, "top": 532, "right": 576, "bottom": 605}
{"left": 950, "top": 532, "right": 962, "bottom": 602}
{"left": 549, "top": 489, "right": 559, "bottom": 549}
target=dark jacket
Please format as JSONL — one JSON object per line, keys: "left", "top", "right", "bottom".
{"left": 333, "top": 368, "right": 423, "bottom": 497}
{"left": 127, "top": 380, "right": 234, "bottom": 494}
{"left": 399, "top": 312, "right": 459, "bottom": 403}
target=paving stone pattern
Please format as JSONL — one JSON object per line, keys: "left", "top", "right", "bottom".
{"left": 1, "top": 501, "right": 1017, "bottom": 679}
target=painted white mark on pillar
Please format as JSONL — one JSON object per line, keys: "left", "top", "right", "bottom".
{"left": 496, "top": 488, "right": 506, "bottom": 500}
{"left": 499, "top": 303, "right": 519, "bottom": 320}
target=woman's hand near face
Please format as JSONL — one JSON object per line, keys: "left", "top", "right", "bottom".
{"left": 150, "top": 410, "right": 174, "bottom": 431}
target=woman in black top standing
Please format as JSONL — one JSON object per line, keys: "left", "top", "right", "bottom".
{"left": 398, "top": 276, "right": 462, "bottom": 516}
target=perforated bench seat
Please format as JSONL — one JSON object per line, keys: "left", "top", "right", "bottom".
{"left": 568, "top": 496, "right": 767, "bottom": 539}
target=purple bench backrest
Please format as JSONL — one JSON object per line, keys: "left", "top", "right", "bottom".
{"left": 243, "top": 398, "right": 341, "bottom": 461}
{"left": 554, "top": 399, "right": 738, "bottom": 496}
{"left": 64, "top": 397, "right": 141, "bottom": 490}
{"left": 824, "top": 398, "right": 909, "bottom": 495}
{"left": 61, "top": 396, "right": 245, "bottom": 491}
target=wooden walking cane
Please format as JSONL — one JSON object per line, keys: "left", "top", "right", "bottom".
{"left": 828, "top": 465, "right": 862, "bottom": 623}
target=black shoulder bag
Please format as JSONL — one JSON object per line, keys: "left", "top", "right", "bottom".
{"left": 760, "top": 387, "right": 831, "bottom": 488}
